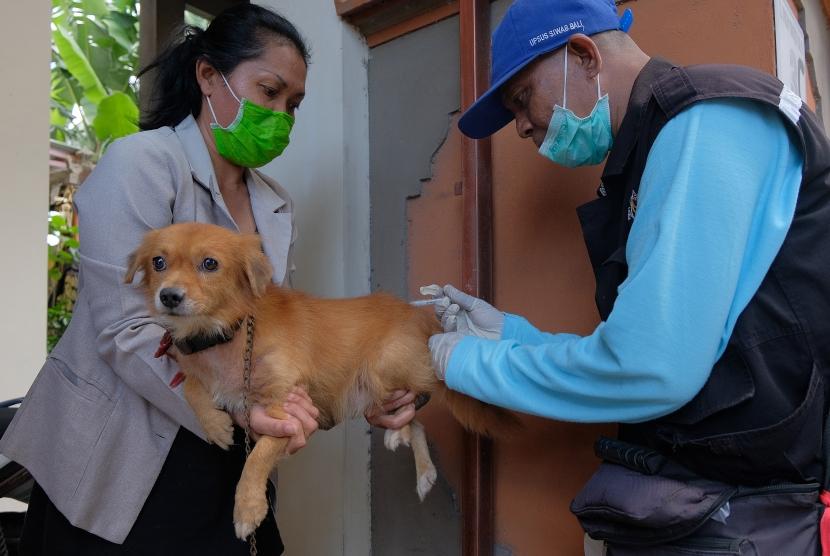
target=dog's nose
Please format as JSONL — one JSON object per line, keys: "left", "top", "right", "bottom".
{"left": 159, "top": 288, "right": 184, "bottom": 308}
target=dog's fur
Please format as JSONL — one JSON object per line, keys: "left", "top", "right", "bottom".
{"left": 126, "top": 222, "right": 516, "bottom": 539}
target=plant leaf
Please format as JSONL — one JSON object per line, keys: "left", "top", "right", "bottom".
{"left": 108, "top": 11, "right": 138, "bottom": 30}
{"left": 102, "top": 16, "right": 133, "bottom": 51}
{"left": 82, "top": 0, "right": 109, "bottom": 18}
{"left": 49, "top": 213, "right": 67, "bottom": 228}
{"left": 93, "top": 91, "right": 138, "bottom": 141}
{"left": 111, "top": 0, "right": 136, "bottom": 13}
{"left": 50, "top": 107, "right": 68, "bottom": 127}
{"left": 52, "top": 23, "right": 107, "bottom": 105}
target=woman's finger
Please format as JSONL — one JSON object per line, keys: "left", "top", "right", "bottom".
{"left": 290, "top": 386, "right": 314, "bottom": 405}
{"left": 285, "top": 421, "right": 307, "bottom": 455}
{"left": 364, "top": 390, "right": 419, "bottom": 424}
{"left": 286, "top": 391, "right": 320, "bottom": 421}
{"left": 368, "top": 403, "right": 416, "bottom": 430}
{"left": 250, "top": 404, "right": 297, "bottom": 438}
{"left": 283, "top": 401, "right": 319, "bottom": 438}
{"left": 381, "top": 390, "right": 416, "bottom": 413}
{"left": 383, "top": 389, "right": 409, "bottom": 404}
{"left": 259, "top": 411, "right": 305, "bottom": 454}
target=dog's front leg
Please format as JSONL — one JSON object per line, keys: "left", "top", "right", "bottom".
{"left": 233, "top": 405, "right": 291, "bottom": 540}
{"left": 183, "top": 374, "right": 234, "bottom": 450}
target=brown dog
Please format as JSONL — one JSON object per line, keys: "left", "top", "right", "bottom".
{"left": 126, "top": 222, "right": 515, "bottom": 539}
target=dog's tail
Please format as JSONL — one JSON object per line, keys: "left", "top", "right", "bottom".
{"left": 439, "top": 386, "right": 521, "bottom": 438}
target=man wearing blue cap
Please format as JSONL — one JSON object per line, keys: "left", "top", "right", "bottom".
{"left": 428, "top": 0, "right": 830, "bottom": 552}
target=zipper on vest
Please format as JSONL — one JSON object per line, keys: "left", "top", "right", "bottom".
{"left": 667, "top": 536, "right": 745, "bottom": 553}
{"left": 733, "top": 482, "right": 819, "bottom": 498}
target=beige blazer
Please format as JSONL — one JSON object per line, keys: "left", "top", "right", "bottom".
{"left": 0, "top": 115, "right": 296, "bottom": 543}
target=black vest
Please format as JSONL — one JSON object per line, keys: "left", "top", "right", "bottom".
{"left": 578, "top": 58, "right": 830, "bottom": 486}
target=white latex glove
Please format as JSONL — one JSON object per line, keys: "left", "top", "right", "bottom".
{"left": 426, "top": 284, "right": 504, "bottom": 339}
{"left": 428, "top": 332, "right": 465, "bottom": 380}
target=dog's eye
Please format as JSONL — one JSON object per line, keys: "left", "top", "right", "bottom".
{"left": 152, "top": 257, "right": 167, "bottom": 272}
{"left": 201, "top": 258, "right": 219, "bottom": 272}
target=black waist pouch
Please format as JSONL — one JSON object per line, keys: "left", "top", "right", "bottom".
{"left": 571, "top": 437, "right": 821, "bottom": 554}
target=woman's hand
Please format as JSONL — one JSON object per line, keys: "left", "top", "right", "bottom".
{"left": 365, "top": 389, "right": 417, "bottom": 430}
{"left": 233, "top": 386, "right": 320, "bottom": 455}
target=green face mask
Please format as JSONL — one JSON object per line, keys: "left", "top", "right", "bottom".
{"left": 206, "top": 73, "right": 295, "bottom": 168}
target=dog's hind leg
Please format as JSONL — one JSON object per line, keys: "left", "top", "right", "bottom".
{"left": 409, "top": 420, "right": 437, "bottom": 501}
{"left": 233, "top": 407, "right": 291, "bottom": 540}
{"left": 383, "top": 424, "right": 412, "bottom": 451}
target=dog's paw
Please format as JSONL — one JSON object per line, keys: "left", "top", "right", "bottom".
{"left": 384, "top": 428, "right": 410, "bottom": 451}
{"left": 234, "top": 491, "right": 269, "bottom": 540}
{"left": 203, "top": 409, "right": 234, "bottom": 450}
{"left": 416, "top": 462, "right": 437, "bottom": 501}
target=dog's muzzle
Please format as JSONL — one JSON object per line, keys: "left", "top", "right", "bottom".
{"left": 159, "top": 287, "right": 185, "bottom": 309}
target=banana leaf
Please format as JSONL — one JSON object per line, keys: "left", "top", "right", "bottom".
{"left": 52, "top": 22, "right": 107, "bottom": 105}
{"left": 93, "top": 91, "right": 138, "bottom": 141}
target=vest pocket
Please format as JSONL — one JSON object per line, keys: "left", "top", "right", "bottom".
{"left": 664, "top": 362, "right": 823, "bottom": 484}
{"left": 662, "top": 351, "right": 755, "bottom": 426}
{"left": 651, "top": 321, "right": 822, "bottom": 485}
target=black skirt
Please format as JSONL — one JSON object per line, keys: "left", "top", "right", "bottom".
{"left": 20, "top": 426, "right": 284, "bottom": 555}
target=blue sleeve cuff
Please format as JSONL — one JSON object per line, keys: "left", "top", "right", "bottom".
{"left": 444, "top": 335, "right": 484, "bottom": 393}
{"left": 501, "top": 313, "right": 525, "bottom": 340}
{"left": 501, "top": 313, "right": 551, "bottom": 345}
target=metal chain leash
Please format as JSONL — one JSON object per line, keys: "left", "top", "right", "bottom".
{"left": 242, "top": 314, "right": 257, "bottom": 556}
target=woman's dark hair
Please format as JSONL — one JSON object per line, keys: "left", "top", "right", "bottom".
{"left": 138, "top": 4, "right": 310, "bottom": 130}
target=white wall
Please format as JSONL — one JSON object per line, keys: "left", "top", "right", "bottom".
{"left": 0, "top": 0, "right": 49, "bottom": 513}
{"left": 802, "top": 0, "right": 830, "bottom": 133}
{"left": 0, "top": 6, "right": 49, "bottom": 403}
{"left": 255, "top": 1, "right": 372, "bottom": 554}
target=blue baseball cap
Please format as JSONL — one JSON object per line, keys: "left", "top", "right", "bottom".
{"left": 458, "top": 0, "right": 633, "bottom": 139}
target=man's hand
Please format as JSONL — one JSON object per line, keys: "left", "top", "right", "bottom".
{"left": 434, "top": 285, "right": 504, "bottom": 339}
{"left": 233, "top": 386, "right": 320, "bottom": 455}
{"left": 365, "top": 390, "right": 417, "bottom": 430}
{"left": 428, "top": 332, "right": 465, "bottom": 381}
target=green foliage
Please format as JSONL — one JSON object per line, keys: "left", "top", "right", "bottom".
{"left": 48, "top": 0, "right": 140, "bottom": 349}
{"left": 51, "top": 0, "right": 140, "bottom": 155}
{"left": 53, "top": 23, "right": 108, "bottom": 105}
{"left": 47, "top": 212, "right": 80, "bottom": 353}
{"left": 48, "top": 298, "right": 75, "bottom": 354}
{"left": 94, "top": 91, "right": 139, "bottom": 141}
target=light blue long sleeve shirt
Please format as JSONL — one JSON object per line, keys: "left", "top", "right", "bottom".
{"left": 444, "top": 98, "right": 804, "bottom": 423}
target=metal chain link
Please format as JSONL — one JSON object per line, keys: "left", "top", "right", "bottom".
{"left": 242, "top": 315, "right": 257, "bottom": 556}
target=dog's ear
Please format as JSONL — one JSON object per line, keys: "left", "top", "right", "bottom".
{"left": 242, "top": 236, "right": 273, "bottom": 297}
{"left": 124, "top": 248, "right": 143, "bottom": 284}
{"left": 124, "top": 231, "right": 158, "bottom": 284}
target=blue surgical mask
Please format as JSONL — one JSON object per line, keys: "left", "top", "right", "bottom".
{"left": 538, "top": 51, "right": 613, "bottom": 167}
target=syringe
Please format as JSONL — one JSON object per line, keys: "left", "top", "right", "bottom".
{"left": 409, "top": 298, "right": 443, "bottom": 307}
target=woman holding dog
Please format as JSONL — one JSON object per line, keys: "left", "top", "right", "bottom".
{"left": 1, "top": 4, "right": 415, "bottom": 554}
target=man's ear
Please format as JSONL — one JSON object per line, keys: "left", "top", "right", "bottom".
{"left": 567, "top": 34, "right": 602, "bottom": 79}
{"left": 242, "top": 236, "right": 274, "bottom": 297}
